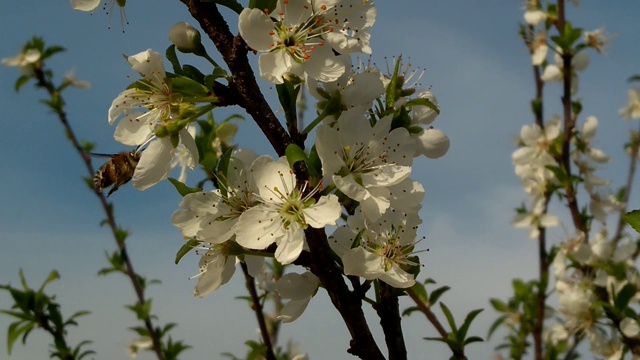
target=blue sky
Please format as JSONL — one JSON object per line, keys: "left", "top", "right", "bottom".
{"left": 1, "top": 1, "right": 640, "bottom": 359}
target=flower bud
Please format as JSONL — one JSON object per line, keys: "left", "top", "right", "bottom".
{"left": 169, "top": 22, "right": 202, "bottom": 53}
{"left": 418, "top": 128, "right": 450, "bottom": 159}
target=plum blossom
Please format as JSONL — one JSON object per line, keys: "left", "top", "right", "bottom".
{"left": 584, "top": 27, "right": 609, "bottom": 54}
{"left": 540, "top": 47, "right": 589, "bottom": 94}
{"left": 238, "top": 0, "right": 376, "bottom": 84}
{"left": 192, "top": 245, "right": 264, "bottom": 298}
{"left": 530, "top": 31, "right": 548, "bottom": 66}
{"left": 315, "top": 109, "right": 414, "bottom": 220}
{"left": 108, "top": 49, "right": 198, "bottom": 190}
{"left": 234, "top": 157, "right": 341, "bottom": 264}
{"left": 513, "top": 115, "right": 561, "bottom": 179}
{"left": 306, "top": 56, "right": 385, "bottom": 124}
{"left": 511, "top": 198, "right": 560, "bottom": 239}
{"left": 619, "top": 88, "right": 640, "bottom": 120}
{"left": 272, "top": 271, "right": 319, "bottom": 322}
{"left": 172, "top": 149, "right": 262, "bottom": 244}
{"left": 524, "top": 0, "right": 547, "bottom": 26}
{"left": 1, "top": 48, "right": 40, "bottom": 75}
{"left": 330, "top": 207, "right": 421, "bottom": 288}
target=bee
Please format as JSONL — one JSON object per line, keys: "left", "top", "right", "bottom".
{"left": 93, "top": 151, "right": 142, "bottom": 197}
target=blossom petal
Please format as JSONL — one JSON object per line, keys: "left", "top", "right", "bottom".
{"left": 70, "top": 0, "right": 100, "bottom": 11}
{"left": 303, "top": 194, "right": 341, "bottom": 228}
{"left": 235, "top": 207, "right": 282, "bottom": 249}
{"left": 274, "top": 223, "right": 304, "bottom": 264}
{"left": 238, "top": 8, "right": 275, "bottom": 51}
{"left": 113, "top": 112, "right": 153, "bottom": 146}
{"left": 194, "top": 252, "right": 236, "bottom": 298}
{"left": 303, "top": 46, "right": 346, "bottom": 83}
{"left": 279, "top": 298, "right": 311, "bottom": 323}
{"left": 259, "top": 51, "right": 291, "bottom": 84}
{"left": 273, "top": 272, "right": 319, "bottom": 300}
{"left": 132, "top": 138, "right": 173, "bottom": 190}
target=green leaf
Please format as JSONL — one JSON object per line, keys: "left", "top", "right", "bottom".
{"left": 42, "top": 45, "right": 65, "bottom": 59}
{"left": 439, "top": 302, "right": 457, "bottom": 333}
{"left": 166, "top": 45, "right": 183, "bottom": 75}
{"left": 401, "top": 306, "right": 420, "bottom": 317}
{"left": 628, "top": 75, "right": 640, "bottom": 83}
{"left": 171, "top": 76, "right": 211, "bottom": 100}
{"left": 14, "top": 76, "right": 30, "bottom": 92}
{"left": 429, "top": 286, "right": 450, "bottom": 305}
{"left": 37, "top": 270, "right": 60, "bottom": 293}
{"left": 457, "top": 308, "right": 483, "bottom": 341}
{"left": 248, "top": 0, "right": 276, "bottom": 12}
{"left": 7, "top": 321, "right": 34, "bottom": 354}
{"left": 487, "top": 314, "right": 508, "bottom": 339}
{"left": 285, "top": 144, "right": 308, "bottom": 168}
{"left": 624, "top": 210, "right": 640, "bottom": 234}
{"left": 489, "top": 298, "right": 508, "bottom": 312}
{"left": 464, "top": 336, "right": 484, "bottom": 345}
{"left": 175, "top": 238, "right": 199, "bottom": 264}
{"left": 211, "top": 0, "right": 244, "bottom": 14}
{"left": 276, "top": 80, "right": 301, "bottom": 130}
{"left": 614, "top": 283, "right": 637, "bottom": 310}
{"left": 168, "top": 177, "right": 202, "bottom": 197}
{"left": 410, "top": 282, "right": 428, "bottom": 303}
{"left": 402, "top": 97, "right": 440, "bottom": 114}
{"left": 182, "top": 64, "right": 206, "bottom": 84}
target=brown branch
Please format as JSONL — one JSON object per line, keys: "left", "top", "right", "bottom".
{"left": 613, "top": 126, "right": 640, "bottom": 244}
{"left": 179, "top": 0, "right": 291, "bottom": 156}
{"left": 240, "top": 262, "right": 276, "bottom": 360}
{"left": 532, "top": 197, "right": 550, "bottom": 360}
{"left": 305, "top": 227, "right": 385, "bottom": 359}
{"left": 556, "top": 0, "right": 587, "bottom": 237}
{"left": 376, "top": 285, "right": 407, "bottom": 360}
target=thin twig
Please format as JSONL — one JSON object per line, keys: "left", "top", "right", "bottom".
{"left": 406, "top": 287, "right": 467, "bottom": 360}
{"left": 33, "top": 68, "right": 165, "bottom": 360}
{"left": 240, "top": 262, "right": 276, "bottom": 360}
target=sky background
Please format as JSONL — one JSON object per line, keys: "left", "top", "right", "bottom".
{"left": 1, "top": 1, "right": 640, "bottom": 359}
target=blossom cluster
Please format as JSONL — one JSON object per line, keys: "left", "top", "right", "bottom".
{"left": 507, "top": 2, "right": 640, "bottom": 357}
{"left": 64, "top": 0, "right": 454, "bottom": 324}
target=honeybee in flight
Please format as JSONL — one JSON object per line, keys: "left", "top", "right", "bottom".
{"left": 93, "top": 150, "right": 142, "bottom": 197}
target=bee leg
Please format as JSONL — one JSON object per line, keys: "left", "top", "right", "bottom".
{"left": 106, "top": 186, "right": 119, "bottom": 198}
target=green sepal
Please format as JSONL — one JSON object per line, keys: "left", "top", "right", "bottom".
{"left": 175, "top": 238, "right": 199, "bottom": 264}
{"left": 168, "top": 177, "right": 202, "bottom": 197}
